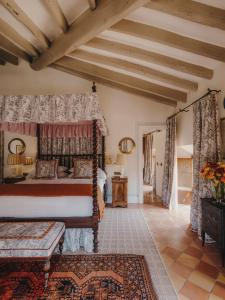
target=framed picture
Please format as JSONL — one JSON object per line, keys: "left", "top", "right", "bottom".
{"left": 221, "top": 118, "right": 225, "bottom": 159}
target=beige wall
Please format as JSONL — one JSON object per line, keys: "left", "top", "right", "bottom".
{"left": 0, "top": 61, "right": 174, "bottom": 202}
{"left": 177, "top": 63, "right": 225, "bottom": 148}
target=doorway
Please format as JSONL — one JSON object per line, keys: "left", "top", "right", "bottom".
{"left": 137, "top": 124, "right": 166, "bottom": 204}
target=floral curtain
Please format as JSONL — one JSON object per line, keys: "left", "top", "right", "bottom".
{"left": 162, "top": 116, "right": 176, "bottom": 208}
{"left": 143, "top": 133, "right": 154, "bottom": 185}
{"left": 191, "top": 93, "right": 221, "bottom": 236}
{"left": 0, "top": 93, "right": 107, "bottom": 136}
{"left": 0, "top": 131, "right": 3, "bottom": 183}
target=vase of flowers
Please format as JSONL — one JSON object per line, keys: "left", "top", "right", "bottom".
{"left": 200, "top": 162, "right": 225, "bottom": 202}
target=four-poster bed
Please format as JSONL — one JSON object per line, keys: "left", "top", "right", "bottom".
{"left": 0, "top": 91, "right": 107, "bottom": 252}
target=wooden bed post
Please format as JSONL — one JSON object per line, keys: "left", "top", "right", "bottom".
{"left": 92, "top": 119, "right": 99, "bottom": 252}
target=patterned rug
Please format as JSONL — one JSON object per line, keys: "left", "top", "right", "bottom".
{"left": 0, "top": 254, "right": 157, "bottom": 300}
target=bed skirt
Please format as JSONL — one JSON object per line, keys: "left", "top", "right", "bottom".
{"left": 63, "top": 228, "right": 94, "bottom": 252}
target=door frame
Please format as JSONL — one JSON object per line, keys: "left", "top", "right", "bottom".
{"left": 136, "top": 122, "right": 166, "bottom": 204}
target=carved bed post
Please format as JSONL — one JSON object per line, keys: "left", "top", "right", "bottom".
{"left": 92, "top": 119, "right": 99, "bottom": 252}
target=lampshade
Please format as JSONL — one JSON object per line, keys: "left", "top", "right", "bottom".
{"left": 24, "top": 156, "right": 33, "bottom": 165}
{"left": 7, "top": 154, "right": 24, "bottom": 165}
{"left": 116, "top": 153, "right": 126, "bottom": 165}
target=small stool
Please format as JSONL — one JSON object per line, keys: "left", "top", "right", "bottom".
{"left": 0, "top": 221, "right": 65, "bottom": 288}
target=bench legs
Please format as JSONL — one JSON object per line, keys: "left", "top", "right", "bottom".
{"left": 43, "top": 260, "right": 50, "bottom": 289}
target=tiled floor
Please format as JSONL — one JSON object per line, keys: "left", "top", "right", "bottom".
{"left": 142, "top": 203, "right": 225, "bottom": 300}
{"left": 98, "top": 207, "right": 177, "bottom": 299}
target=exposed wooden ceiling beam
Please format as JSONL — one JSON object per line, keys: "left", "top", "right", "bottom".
{"left": 111, "top": 19, "right": 225, "bottom": 62}
{"left": 0, "top": 48, "right": 18, "bottom": 65}
{"left": 52, "top": 64, "right": 177, "bottom": 107}
{"left": 31, "top": 0, "right": 149, "bottom": 70}
{"left": 55, "top": 56, "right": 187, "bottom": 102}
{"left": 0, "top": 33, "right": 31, "bottom": 62}
{"left": 86, "top": 38, "right": 213, "bottom": 79}
{"left": 88, "top": 0, "right": 97, "bottom": 10}
{"left": 70, "top": 49, "right": 198, "bottom": 90}
{"left": 0, "top": 0, "right": 50, "bottom": 50}
{"left": 145, "top": 0, "right": 225, "bottom": 31}
{"left": 0, "top": 58, "right": 6, "bottom": 65}
{"left": 0, "top": 18, "right": 38, "bottom": 56}
{"left": 44, "top": 0, "right": 68, "bottom": 33}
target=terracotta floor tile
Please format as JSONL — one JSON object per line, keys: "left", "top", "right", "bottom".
{"left": 188, "top": 270, "right": 215, "bottom": 292}
{"left": 178, "top": 292, "right": 190, "bottom": 300}
{"left": 180, "top": 281, "right": 210, "bottom": 300}
{"left": 168, "top": 240, "right": 189, "bottom": 252}
{"left": 169, "top": 261, "right": 192, "bottom": 279}
{"left": 163, "top": 246, "right": 182, "bottom": 260}
{"left": 177, "top": 253, "right": 200, "bottom": 269}
{"left": 168, "top": 270, "right": 186, "bottom": 291}
{"left": 217, "top": 273, "right": 225, "bottom": 285}
{"left": 208, "top": 294, "right": 224, "bottom": 300}
{"left": 212, "top": 282, "right": 225, "bottom": 299}
{"left": 196, "top": 261, "right": 219, "bottom": 279}
{"left": 184, "top": 246, "right": 203, "bottom": 259}
{"left": 161, "top": 253, "right": 174, "bottom": 267}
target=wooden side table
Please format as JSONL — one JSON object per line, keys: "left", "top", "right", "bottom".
{"left": 112, "top": 177, "right": 128, "bottom": 208}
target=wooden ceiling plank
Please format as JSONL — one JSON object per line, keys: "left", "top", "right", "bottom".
{"left": 52, "top": 64, "right": 177, "bottom": 107}
{"left": 0, "top": 58, "right": 6, "bottom": 65}
{"left": 70, "top": 49, "right": 198, "bottom": 90}
{"left": 31, "top": 0, "right": 150, "bottom": 70}
{"left": 0, "top": 33, "right": 31, "bottom": 62}
{"left": 110, "top": 19, "right": 225, "bottom": 62}
{"left": 145, "top": 0, "right": 225, "bottom": 31}
{"left": 0, "top": 48, "right": 18, "bottom": 65}
{"left": 86, "top": 38, "right": 213, "bottom": 79}
{"left": 0, "top": 0, "right": 50, "bottom": 49}
{"left": 55, "top": 56, "right": 187, "bottom": 102}
{"left": 44, "top": 0, "right": 68, "bottom": 33}
{"left": 0, "top": 18, "right": 38, "bottom": 56}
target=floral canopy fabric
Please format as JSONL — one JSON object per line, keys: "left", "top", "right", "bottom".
{"left": 0, "top": 93, "right": 107, "bottom": 136}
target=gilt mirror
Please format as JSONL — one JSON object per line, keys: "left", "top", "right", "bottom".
{"left": 118, "top": 137, "right": 136, "bottom": 154}
{"left": 8, "top": 138, "right": 26, "bottom": 155}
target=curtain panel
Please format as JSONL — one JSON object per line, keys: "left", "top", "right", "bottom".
{"left": 162, "top": 116, "right": 176, "bottom": 208}
{"left": 143, "top": 133, "right": 154, "bottom": 185}
{"left": 191, "top": 93, "right": 221, "bottom": 236}
{"left": 0, "top": 93, "right": 107, "bottom": 136}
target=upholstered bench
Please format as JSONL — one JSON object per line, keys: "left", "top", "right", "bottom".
{"left": 0, "top": 221, "right": 65, "bottom": 288}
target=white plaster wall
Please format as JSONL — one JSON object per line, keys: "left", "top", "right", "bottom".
{"left": 0, "top": 61, "right": 174, "bottom": 202}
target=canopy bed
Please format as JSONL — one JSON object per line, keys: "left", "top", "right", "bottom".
{"left": 0, "top": 91, "right": 107, "bottom": 253}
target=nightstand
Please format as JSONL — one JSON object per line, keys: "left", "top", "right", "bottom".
{"left": 112, "top": 177, "right": 128, "bottom": 208}
{"left": 3, "top": 176, "right": 26, "bottom": 184}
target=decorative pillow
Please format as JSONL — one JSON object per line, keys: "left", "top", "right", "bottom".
{"left": 58, "top": 171, "right": 69, "bottom": 178}
{"left": 36, "top": 159, "right": 58, "bottom": 179}
{"left": 73, "top": 159, "right": 93, "bottom": 178}
{"left": 58, "top": 165, "right": 68, "bottom": 172}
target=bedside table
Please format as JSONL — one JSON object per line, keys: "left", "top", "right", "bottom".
{"left": 3, "top": 176, "right": 26, "bottom": 184}
{"left": 112, "top": 177, "right": 128, "bottom": 208}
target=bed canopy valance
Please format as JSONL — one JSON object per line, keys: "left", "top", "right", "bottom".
{"left": 0, "top": 93, "right": 107, "bottom": 136}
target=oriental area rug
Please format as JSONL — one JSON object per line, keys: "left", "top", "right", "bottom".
{"left": 0, "top": 254, "right": 157, "bottom": 300}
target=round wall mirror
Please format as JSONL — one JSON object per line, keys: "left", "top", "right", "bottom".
{"left": 118, "top": 137, "right": 136, "bottom": 154}
{"left": 8, "top": 138, "right": 26, "bottom": 155}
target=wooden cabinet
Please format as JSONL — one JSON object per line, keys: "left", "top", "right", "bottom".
{"left": 112, "top": 177, "right": 128, "bottom": 208}
{"left": 201, "top": 198, "right": 225, "bottom": 266}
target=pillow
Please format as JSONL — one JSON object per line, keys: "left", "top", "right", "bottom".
{"left": 97, "top": 168, "right": 107, "bottom": 180}
{"left": 73, "top": 159, "right": 93, "bottom": 178}
{"left": 58, "top": 171, "right": 69, "bottom": 178}
{"left": 35, "top": 159, "right": 58, "bottom": 179}
{"left": 58, "top": 165, "right": 68, "bottom": 172}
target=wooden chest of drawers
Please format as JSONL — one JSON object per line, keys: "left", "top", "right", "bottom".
{"left": 201, "top": 198, "right": 225, "bottom": 266}
{"left": 112, "top": 177, "right": 128, "bottom": 208}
